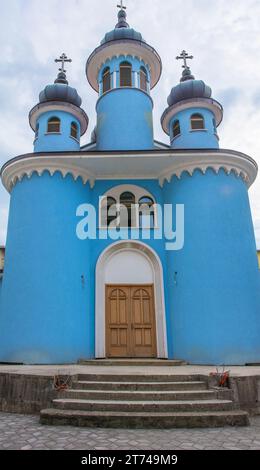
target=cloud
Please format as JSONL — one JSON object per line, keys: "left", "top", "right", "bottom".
{"left": 0, "top": 0, "right": 260, "bottom": 247}
{"left": 0, "top": 203, "right": 9, "bottom": 246}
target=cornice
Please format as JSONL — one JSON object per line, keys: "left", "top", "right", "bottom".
{"left": 1, "top": 149, "right": 257, "bottom": 192}
{"left": 1, "top": 157, "right": 96, "bottom": 191}
{"left": 158, "top": 151, "right": 257, "bottom": 187}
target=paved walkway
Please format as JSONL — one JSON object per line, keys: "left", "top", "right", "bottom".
{"left": 0, "top": 412, "right": 260, "bottom": 450}
{"left": 0, "top": 364, "right": 260, "bottom": 377}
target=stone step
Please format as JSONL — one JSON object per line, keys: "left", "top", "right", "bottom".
{"left": 40, "top": 408, "right": 249, "bottom": 428}
{"left": 73, "top": 380, "right": 207, "bottom": 391}
{"left": 52, "top": 398, "right": 235, "bottom": 413}
{"left": 62, "top": 389, "right": 215, "bottom": 401}
{"left": 77, "top": 374, "right": 200, "bottom": 383}
{"left": 78, "top": 359, "right": 186, "bottom": 367}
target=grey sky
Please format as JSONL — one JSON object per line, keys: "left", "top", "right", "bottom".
{"left": 0, "top": 0, "right": 260, "bottom": 246}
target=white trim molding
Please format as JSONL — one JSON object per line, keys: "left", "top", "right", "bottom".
{"left": 86, "top": 40, "right": 162, "bottom": 92}
{"left": 158, "top": 152, "right": 257, "bottom": 187}
{"left": 161, "top": 98, "right": 223, "bottom": 135}
{"left": 95, "top": 240, "right": 168, "bottom": 359}
{"left": 29, "top": 101, "right": 89, "bottom": 136}
{"left": 1, "top": 149, "right": 257, "bottom": 193}
{"left": 1, "top": 157, "right": 96, "bottom": 191}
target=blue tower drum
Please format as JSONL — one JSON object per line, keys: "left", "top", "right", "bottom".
{"left": 86, "top": 9, "right": 162, "bottom": 151}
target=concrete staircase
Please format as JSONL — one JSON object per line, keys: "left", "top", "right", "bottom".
{"left": 40, "top": 372, "right": 249, "bottom": 428}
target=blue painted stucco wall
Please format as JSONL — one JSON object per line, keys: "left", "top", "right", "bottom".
{"left": 163, "top": 169, "right": 260, "bottom": 365}
{"left": 169, "top": 107, "right": 219, "bottom": 149}
{"left": 0, "top": 172, "right": 92, "bottom": 363}
{"left": 0, "top": 170, "right": 259, "bottom": 364}
{"left": 96, "top": 88, "right": 154, "bottom": 150}
{"left": 0, "top": 174, "right": 168, "bottom": 364}
{"left": 34, "top": 111, "right": 81, "bottom": 153}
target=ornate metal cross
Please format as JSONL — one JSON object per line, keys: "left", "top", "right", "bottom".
{"left": 117, "top": 0, "right": 127, "bottom": 10}
{"left": 176, "top": 50, "right": 194, "bottom": 70}
{"left": 55, "top": 53, "right": 72, "bottom": 74}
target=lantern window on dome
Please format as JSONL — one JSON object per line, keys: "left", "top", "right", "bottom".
{"left": 120, "top": 61, "right": 132, "bottom": 87}
{"left": 47, "top": 117, "right": 61, "bottom": 134}
{"left": 102, "top": 67, "right": 111, "bottom": 94}
{"left": 172, "top": 120, "right": 181, "bottom": 138}
{"left": 71, "top": 122, "right": 78, "bottom": 140}
{"left": 191, "top": 113, "right": 205, "bottom": 130}
{"left": 140, "top": 66, "right": 148, "bottom": 92}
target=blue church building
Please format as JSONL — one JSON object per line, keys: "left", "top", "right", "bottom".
{"left": 0, "top": 6, "right": 260, "bottom": 365}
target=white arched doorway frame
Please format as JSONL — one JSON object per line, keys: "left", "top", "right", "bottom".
{"left": 95, "top": 240, "right": 168, "bottom": 358}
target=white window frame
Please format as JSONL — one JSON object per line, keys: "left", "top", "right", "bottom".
{"left": 99, "top": 184, "right": 157, "bottom": 229}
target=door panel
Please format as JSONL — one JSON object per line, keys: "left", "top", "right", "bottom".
{"left": 106, "top": 287, "right": 130, "bottom": 357}
{"left": 131, "top": 287, "right": 156, "bottom": 357}
{"left": 106, "top": 285, "right": 156, "bottom": 358}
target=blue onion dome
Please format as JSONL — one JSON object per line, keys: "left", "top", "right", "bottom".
{"left": 167, "top": 67, "right": 212, "bottom": 107}
{"left": 101, "top": 9, "right": 145, "bottom": 45}
{"left": 39, "top": 71, "right": 82, "bottom": 108}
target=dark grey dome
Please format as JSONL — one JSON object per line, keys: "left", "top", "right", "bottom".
{"left": 167, "top": 73, "right": 212, "bottom": 107}
{"left": 101, "top": 9, "right": 145, "bottom": 45}
{"left": 39, "top": 72, "right": 82, "bottom": 107}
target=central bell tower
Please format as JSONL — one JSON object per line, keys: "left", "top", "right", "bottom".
{"left": 86, "top": 5, "right": 162, "bottom": 151}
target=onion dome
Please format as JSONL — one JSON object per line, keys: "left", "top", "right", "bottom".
{"left": 167, "top": 67, "right": 212, "bottom": 107}
{"left": 39, "top": 71, "right": 82, "bottom": 108}
{"left": 86, "top": 7, "right": 162, "bottom": 91}
{"left": 29, "top": 54, "right": 88, "bottom": 136}
{"left": 101, "top": 9, "right": 144, "bottom": 45}
{"left": 161, "top": 51, "right": 223, "bottom": 136}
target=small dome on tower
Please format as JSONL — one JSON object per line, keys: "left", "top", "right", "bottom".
{"left": 167, "top": 69, "right": 212, "bottom": 107}
{"left": 87, "top": 6, "right": 162, "bottom": 92}
{"left": 29, "top": 53, "right": 89, "bottom": 150}
{"left": 39, "top": 76, "right": 82, "bottom": 108}
{"left": 161, "top": 50, "right": 223, "bottom": 148}
{"left": 39, "top": 53, "right": 82, "bottom": 108}
{"left": 101, "top": 8, "right": 144, "bottom": 45}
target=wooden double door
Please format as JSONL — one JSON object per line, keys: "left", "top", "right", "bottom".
{"left": 106, "top": 285, "right": 157, "bottom": 358}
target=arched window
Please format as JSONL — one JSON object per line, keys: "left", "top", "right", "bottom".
{"left": 191, "top": 113, "right": 205, "bottom": 130}
{"left": 99, "top": 185, "right": 156, "bottom": 229}
{"left": 35, "top": 122, "right": 39, "bottom": 140}
{"left": 212, "top": 117, "right": 217, "bottom": 133}
{"left": 71, "top": 122, "right": 78, "bottom": 140}
{"left": 140, "top": 66, "right": 148, "bottom": 92}
{"left": 102, "top": 67, "right": 111, "bottom": 93}
{"left": 120, "top": 61, "right": 132, "bottom": 87}
{"left": 47, "top": 117, "right": 61, "bottom": 133}
{"left": 120, "top": 192, "right": 135, "bottom": 227}
{"left": 139, "top": 196, "right": 155, "bottom": 229}
{"left": 172, "top": 119, "right": 181, "bottom": 138}
{"left": 101, "top": 197, "right": 117, "bottom": 227}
